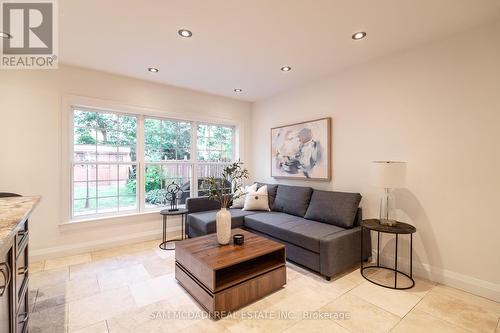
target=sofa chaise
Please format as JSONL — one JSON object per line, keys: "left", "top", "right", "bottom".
{"left": 185, "top": 183, "right": 371, "bottom": 280}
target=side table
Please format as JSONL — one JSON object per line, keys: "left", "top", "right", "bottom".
{"left": 360, "top": 219, "right": 416, "bottom": 290}
{"left": 159, "top": 208, "right": 189, "bottom": 250}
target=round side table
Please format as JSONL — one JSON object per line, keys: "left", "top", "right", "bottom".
{"left": 360, "top": 219, "right": 416, "bottom": 290}
{"left": 159, "top": 208, "right": 188, "bottom": 250}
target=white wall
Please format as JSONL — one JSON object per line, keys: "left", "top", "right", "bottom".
{"left": 251, "top": 21, "right": 500, "bottom": 301}
{"left": 0, "top": 65, "right": 252, "bottom": 259}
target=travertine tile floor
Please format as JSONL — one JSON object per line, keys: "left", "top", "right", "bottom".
{"left": 28, "top": 239, "right": 500, "bottom": 333}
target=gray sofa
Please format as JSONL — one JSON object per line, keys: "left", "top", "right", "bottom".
{"left": 185, "top": 183, "right": 371, "bottom": 280}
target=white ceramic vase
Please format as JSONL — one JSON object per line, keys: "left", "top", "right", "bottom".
{"left": 216, "top": 208, "right": 232, "bottom": 245}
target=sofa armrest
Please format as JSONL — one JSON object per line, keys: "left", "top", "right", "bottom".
{"left": 319, "top": 226, "right": 371, "bottom": 278}
{"left": 185, "top": 196, "right": 221, "bottom": 213}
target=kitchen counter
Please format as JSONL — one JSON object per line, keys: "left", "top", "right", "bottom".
{"left": 0, "top": 196, "right": 40, "bottom": 249}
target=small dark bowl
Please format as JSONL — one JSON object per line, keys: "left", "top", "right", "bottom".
{"left": 233, "top": 234, "right": 244, "bottom": 245}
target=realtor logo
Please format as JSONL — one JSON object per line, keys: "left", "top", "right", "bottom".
{"left": 1, "top": 0, "right": 58, "bottom": 69}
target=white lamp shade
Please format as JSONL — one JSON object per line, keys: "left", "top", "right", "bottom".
{"left": 371, "top": 161, "right": 406, "bottom": 188}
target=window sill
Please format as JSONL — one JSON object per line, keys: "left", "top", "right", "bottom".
{"left": 59, "top": 209, "right": 170, "bottom": 228}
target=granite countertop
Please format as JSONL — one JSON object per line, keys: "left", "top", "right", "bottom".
{"left": 0, "top": 196, "right": 40, "bottom": 248}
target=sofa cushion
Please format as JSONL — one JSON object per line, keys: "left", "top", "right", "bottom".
{"left": 188, "top": 209, "right": 257, "bottom": 235}
{"left": 256, "top": 183, "right": 278, "bottom": 208}
{"left": 304, "top": 190, "right": 361, "bottom": 228}
{"left": 185, "top": 196, "right": 221, "bottom": 213}
{"left": 244, "top": 212, "right": 344, "bottom": 253}
{"left": 272, "top": 185, "right": 313, "bottom": 217}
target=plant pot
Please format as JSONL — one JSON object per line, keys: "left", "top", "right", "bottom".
{"left": 216, "top": 208, "right": 232, "bottom": 245}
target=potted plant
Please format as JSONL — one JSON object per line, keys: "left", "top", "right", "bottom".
{"left": 204, "top": 161, "right": 249, "bottom": 245}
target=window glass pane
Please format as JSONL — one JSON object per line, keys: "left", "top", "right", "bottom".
{"left": 145, "top": 118, "right": 162, "bottom": 162}
{"left": 207, "top": 137, "right": 218, "bottom": 150}
{"left": 197, "top": 150, "right": 208, "bottom": 161}
{"left": 116, "top": 131, "right": 136, "bottom": 147}
{"left": 96, "top": 146, "right": 119, "bottom": 162}
{"left": 98, "top": 197, "right": 118, "bottom": 214}
{"left": 96, "top": 112, "right": 118, "bottom": 130}
{"left": 162, "top": 120, "right": 177, "bottom": 148}
{"left": 119, "top": 196, "right": 137, "bottom": 211}
{"left": 209, "top": 151, "right": 222, "bottom": 162}
{"left": 146, "top": 151, "right": 162, "bottom": 162}
{"left": 197, "top": 124, "right": 209, "bottom": 137}
{"left": 118, "top": 115, "right": 137, "bottom": 137}
{"left": 73, "top": 109, "right": 137, "bottom": 162}
{"left": 179, "top": 122, "right": 191, "bottom": 146}
{"left": 197, "top": 163, "right": 231, "bottom": 196}
{"left": 197, "top": 136, "right": 207, "bottom": 152}
{"left": 118, "top": 146, "right": 136, "bottom": 162}
{"left": 145, "top": 163, "right": 192, "bottom": 208}
{"left": 118, "top": 165, "right": 133, "bottom": 180}
{"left": 74, "top": 127, "right": 96, "bottom": 145}
{"left": 196, "top": 124, "right": 234, "bottom": 162}
{"left": 73, "top": 164, "right": 96, "bottom": 182}
{"left": 97, "top": 164, "right": 118, "bottom": 181}
{"left": 119, "top": 169, "right": 136, "bottom": 212}
{"left": 74, "top": 128, "right": 97, "bottom": 162}
{"left": 177, "top": 149, "right": 190, "bottom": 161}
{"left": 73, "top": 198, "right": 97, "bottom": 216}
{"left": 145, "top": 117, "right": 192, "bottom": 162}
{"left": 74, "top": 181, "right": 96, "bottom": 200}
{"left": 74, "top": 110, "right": 97, "bottom": 128}
{"left": 97, "top": 180, "right": 118, "bottom": 197}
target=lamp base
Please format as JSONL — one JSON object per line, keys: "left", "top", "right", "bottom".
{"left": 379, "top": 218, "right": 398, "bottom": 227}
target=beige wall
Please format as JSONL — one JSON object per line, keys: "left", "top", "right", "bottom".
{"left": 0, "top": 65, "right": 252, "bottom": 258}
{"left": 251, "top": 21, "right": 500, "bottom": 300}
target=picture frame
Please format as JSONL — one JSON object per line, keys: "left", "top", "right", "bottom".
{"left": 271, "top": 117, "right": 331, "bottom": 180}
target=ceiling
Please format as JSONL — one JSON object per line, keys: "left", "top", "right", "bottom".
{"left": 59, "top": 0, "right": 500, "bottom": 102}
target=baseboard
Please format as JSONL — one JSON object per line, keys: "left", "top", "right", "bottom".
{"left": 30, "top": 225, "right": 181, "bottom": 261}
{"left": 371, "top": 250, "right": 500, "bottom": 302}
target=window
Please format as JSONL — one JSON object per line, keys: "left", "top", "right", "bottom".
{"left": 72, "top": 109, "right": 138, "bottom": 216}
{"left": 197, "top": 124, "right": 233, "bottom": 162}
{"left": 196, "top": 123, "right": 234, "bottom": 196}
{"left": 70, "top": 107, "right": 236, "bottom": 219}
{"left": 144, "top": 118, "right": 193, "bottom": 208}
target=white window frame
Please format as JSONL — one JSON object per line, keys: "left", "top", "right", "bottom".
{"left": 142, "top": 117, "right": 236, "bottom": 212}
{"left": 61, "top": 95, "right": 241, "bottom": 224}
{"left": 70, "top": 107, "right": 141, "bottom": 220}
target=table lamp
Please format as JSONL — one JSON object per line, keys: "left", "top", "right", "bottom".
{"left": 371, "top": 161, "right": 406, "bottom": 226}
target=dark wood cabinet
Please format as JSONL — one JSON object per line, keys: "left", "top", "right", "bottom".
{"left": 0, "top": 247, "right": 14, "bottom": 333}
{"left": 0, "top": 196, "right": 39, "bottom": 333}
{"left": 0, "top": 221, "right": 30, "bottom": 333}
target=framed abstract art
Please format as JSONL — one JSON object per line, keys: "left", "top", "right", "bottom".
{"left": 271, "top": 117, "right": 331, "bottom": 180}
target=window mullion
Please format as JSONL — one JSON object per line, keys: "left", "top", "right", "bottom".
{"left": 192, "top": 121, "right": 198, "bottom": 198}
{"left": 137, "top": 114, "right": 145, "bottom": 212}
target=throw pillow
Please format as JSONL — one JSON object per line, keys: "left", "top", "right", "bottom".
{"left": 272, "top": 185, "right": 313, "bottom": 217}
{"left": 243, "top": 185, "right": 270, "bottom": 211}
{"left": 230, "top": 183, "right": 257, "bottom": 208}
{"left": 304, "top": 190, "right": 362, "bottom": 228}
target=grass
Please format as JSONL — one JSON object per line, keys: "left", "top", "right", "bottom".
{"left": 73, "top": 183, "right": 136, "bottom": 215}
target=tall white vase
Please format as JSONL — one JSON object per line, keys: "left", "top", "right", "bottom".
{"left": 216, "top": 208, "right": 232, "bottom": 245}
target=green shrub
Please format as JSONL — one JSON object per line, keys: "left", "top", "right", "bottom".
{"left": 145, "top": 189, "right": 169, "bottom": 206}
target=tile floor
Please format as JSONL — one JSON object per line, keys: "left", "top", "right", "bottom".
{"left": 28, "top": 239, "right": 500, "bottom": 333}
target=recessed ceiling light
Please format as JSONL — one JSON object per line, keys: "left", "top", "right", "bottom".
{"left": 0, "top": 32, "right": 12, "bottom": 39}
{"left": 281, "top": 66, "right": 292, "bottom": 72}
{"left": 178, "top": 29, "right": 193, "bottom": 38}
{"left": 352, "top": 32, "right": 367, "bottom": 40}
{"left": 234, "top": 88, "right": 242, "bottom": 93}
{"left": 147, "top": 67, "right": 159, "bottom": 73}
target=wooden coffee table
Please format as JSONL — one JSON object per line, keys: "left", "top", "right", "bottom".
{"left": 175, "top": 228, "right": 286, "bottom": 317}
